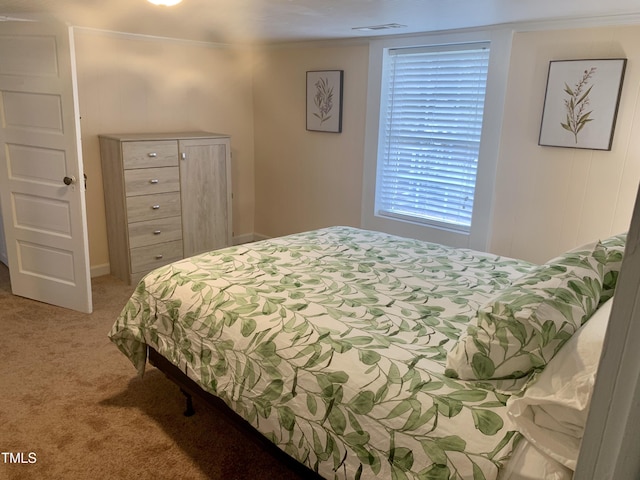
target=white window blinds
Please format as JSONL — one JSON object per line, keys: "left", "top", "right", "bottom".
{"left": 376, "top": 43, "right": 490, "bottom": 232}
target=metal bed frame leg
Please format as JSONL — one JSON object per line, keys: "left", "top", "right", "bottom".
{"left": 180, "top": 388, "right": 195, "bottom": 417}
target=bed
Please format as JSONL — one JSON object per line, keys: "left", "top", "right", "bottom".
{"left": 109, "top": 226, "right": 625, "bottom": 480}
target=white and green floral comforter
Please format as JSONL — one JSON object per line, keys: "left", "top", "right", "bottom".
{"left": 109, "top": 226, "right": 537, "bottom": 480}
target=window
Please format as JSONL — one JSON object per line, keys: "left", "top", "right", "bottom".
{"left": 375, "top": 43, "right": 490, "bottom": 233}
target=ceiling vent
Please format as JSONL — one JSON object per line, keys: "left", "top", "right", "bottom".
{"left": 352, "top": 23, "right": 407, "bottom": 32}
{"left": 0, "top": 16, "right": 33, "bottom": 22}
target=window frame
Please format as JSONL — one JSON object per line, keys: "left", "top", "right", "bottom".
{"left": 361, "top": 28, "right": 513, "bottom": 251}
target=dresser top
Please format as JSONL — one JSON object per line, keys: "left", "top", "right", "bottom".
{"left": 99, "top": 131, "right": 229, "bottom": 142}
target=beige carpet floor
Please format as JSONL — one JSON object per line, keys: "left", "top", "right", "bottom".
{"left": 0, "top": 265, "right": 310, "bottom": 480}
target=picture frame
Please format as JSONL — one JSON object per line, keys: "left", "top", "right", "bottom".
{"left": 306, "top": 70, "right": 343, "bottom": 133}
{"left": 538, "top": 58, "right": 626, "bottom": 150}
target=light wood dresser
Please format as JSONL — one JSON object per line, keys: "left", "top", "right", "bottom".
{"left": 99, "top": 132, "right": 232, "bottom": 284}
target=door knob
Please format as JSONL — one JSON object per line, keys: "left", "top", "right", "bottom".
{"left": 63, "top": 176, "right": 76, "bottom": 185}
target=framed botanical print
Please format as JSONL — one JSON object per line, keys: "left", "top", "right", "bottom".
{"left": 539, "top": 58, "right": 627, "bottom": 150}
{"left": 306, "top": 70, "right": 343, "bottom": 133}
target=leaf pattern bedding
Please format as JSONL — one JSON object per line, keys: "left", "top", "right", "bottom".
{"left": 109, "top": 226, "right": 538, "bottom": 480}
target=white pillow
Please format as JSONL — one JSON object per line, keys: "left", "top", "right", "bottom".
{"left": 505, "top": 298, "right": 613, "bottom": 470}
{"left": 498, "top": 437, "right": 572, "bottom": 480}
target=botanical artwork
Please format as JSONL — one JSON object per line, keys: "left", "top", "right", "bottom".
{"left": 306, "top": 70, "right": 343, "bottom": 133}
{"left": 313, "top": 76, "right": 334, "bottom": 125}
{"left": 561, "top": 67, "right": 596, "bottom": 144}
{"left": 539, "top": 59, "right": 626, "bottom": 150}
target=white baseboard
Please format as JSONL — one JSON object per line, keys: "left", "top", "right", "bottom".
{"left": 90, "top": 263, "right": 111, "bottom": 278}
{"left": 252, "top": 233, "right": 270, "bottom": 242}
{"left": 234, "top": 232, "right": 271, "bottom": 244}
{"left": 233, "top": 233, "right": 257, "bottom": 245}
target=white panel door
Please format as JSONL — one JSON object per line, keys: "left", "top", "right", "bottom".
{"left": 0, "top": 21, "right": 92, "bottom": 313}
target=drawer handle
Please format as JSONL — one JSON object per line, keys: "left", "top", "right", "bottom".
{"left": 155, "top": 254, "right": 164, "bottom": 259}
{"left": 149, "top": 179, "right": 159, "bottom": 184}
{"left": 152, "top": 205, "right": 161, "bottom": 210}
{"left": 148, "top": 152, "right": 157, "bottom": 157}
{"left": 153, "top": 230, "right": 162, "bottom": 235}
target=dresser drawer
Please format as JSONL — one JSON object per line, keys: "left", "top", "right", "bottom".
{"left": 124, "top": 167, "right": 179, "bottom": 196}
{"left": 126, "top": 192, "right": 182, "bottom": 223}
{"left": 130, "top": 240, "right": 183, "bottom": 274}
{"left": 122, "top": 141, "right": 178, "bottom": 169}
{"left": 128, "top": 216, "right": 182, "bottom": 249}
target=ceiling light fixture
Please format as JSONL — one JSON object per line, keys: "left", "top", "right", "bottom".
{"left": 147, "top": 0, "right": 183, "bottom": 6}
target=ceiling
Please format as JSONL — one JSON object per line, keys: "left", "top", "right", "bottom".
{"left": 1, "top": 0, "right": 640, "bottom": 44}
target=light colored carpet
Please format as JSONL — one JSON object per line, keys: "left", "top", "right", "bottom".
{"left": 0, "top": 265, "right": 309, "bottom": 480}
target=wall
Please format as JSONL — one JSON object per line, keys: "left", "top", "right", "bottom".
{"left": 252, "top": 22, "right": 640, "bottom": 264}
{"left": 489, "top": 24, "right": 640, "bottom": 263}
{"left": 75, "top": 21, "right": 640, "bottom": 272}
{"left": 73, "top": 29, "right": 256, "bottom": 274}
{"left": 252, "top": 43, "right": 369, "bottom": 238}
